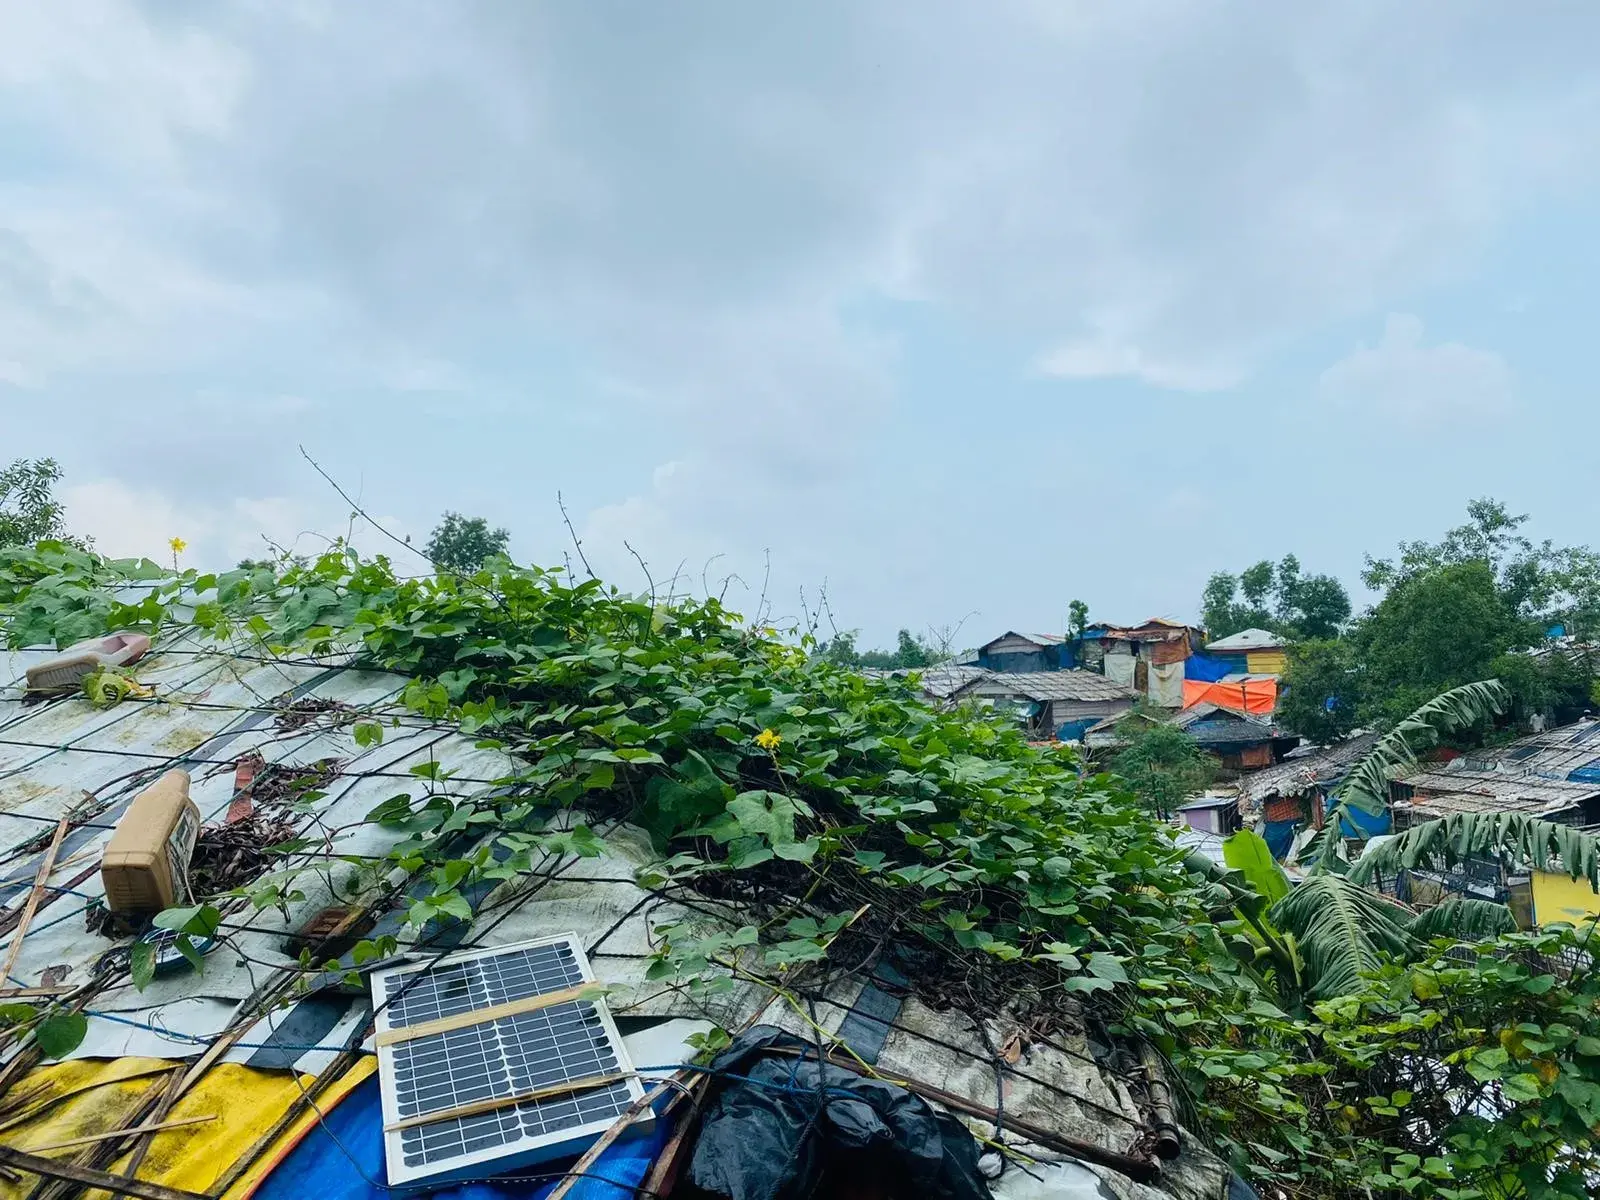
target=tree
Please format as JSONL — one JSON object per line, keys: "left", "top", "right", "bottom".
{"left": 1350, "top": 561, "right": 1521, "bottom": 726}
{"left": 1279, "top": 572, "right": 1350, "bottom": 640}
{"left": 1200, "top": 555, "right": 1349, "bottom": 641}
{"left": 1067, "top": 598, "right": 1089, "bottom": 638}
{"left": 0, "top": 458, "right": 80, "bottom": 549}
{"left": 818, "top": 627, "right": 937, "bottom": 669}
{"left": 424, "top": 512, "right": 510, "bottom": 574}
{"left": 1239, "top": 560, "right": 1275, "bottom": 609}
{"left": 1277, "top": 638, "right": 1361, "bottom": 745}
{"left": 1112, "top": 721, "right": 1215, "bottom": 819}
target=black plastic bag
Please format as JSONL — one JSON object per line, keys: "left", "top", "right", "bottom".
{"left": 687, "top": 1026, "right": 992, "bottom": 1200}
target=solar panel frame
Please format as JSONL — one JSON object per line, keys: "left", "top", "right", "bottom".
{"left": 371, "top": 932, "right": 652, "bottom": 1187}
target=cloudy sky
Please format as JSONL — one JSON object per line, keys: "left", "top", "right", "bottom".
{"left": 4, "top": 2, "right": 1600, "bottom": 645}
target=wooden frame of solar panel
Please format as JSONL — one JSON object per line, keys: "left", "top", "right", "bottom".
{"left": 370, "top": 932, "right": 652, "bottom": 1187}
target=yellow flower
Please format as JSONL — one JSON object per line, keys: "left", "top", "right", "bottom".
{"left": 755, "top": 728, "right": 782, "bottom": 751}
{"left": 168, "top": 536, "right": 188, "bottom": 556}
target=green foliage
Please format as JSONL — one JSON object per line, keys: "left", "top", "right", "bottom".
{"left": 1067, "top": 598, "right": 1089, "bottom": 638}
{"left": 1277, "top": 638, "right": 1361, "bottom": 745}
{"left": 1110, "top": 720, "right": 1214, "bottom": 818}
{"left": 1270, "top": 873, "right": 1416, "bottom": 999}
{"left": 1351, "top": 561, "right": 1522, "bottom": 727}
{"left": 424, "top": 511, "right": 510, "bottom": 574}
{"left": 10, "top": 538, "right": 1600, "bottom": 1194}
{"left": 1321, "top": 681, "right": 1509, "bottom": 869}
{"left": 0, "top": 457, "right": 82, "bottom": 549}
{"left": 1201, "top": 553, "right": 1350, "bottom": 641}
{"left": 1310, "top": 926, "right": 1600, "bottom": 1197}
{"left": 1222, "top": 830, "right": 1290, "bottom": 907}
{"left": 0, "top": 541, "right": 171, "bottom": 648}
{"left": 33, "top": 1010, "right": 88, "bottom": 1060}
{"left": 1352, "top": 812, "right": 1600, "bottom": 894}
{"left": 820, "top": 627, "right": 936, "bottom": 669}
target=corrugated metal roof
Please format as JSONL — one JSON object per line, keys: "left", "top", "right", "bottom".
{"left": 1455, "top": 718, "right": 1600, "bottom": 780}
{"left": 1204, "top": 628, "right": 1284, "bottom": 652}
{"left": 1238, "top": 732, "right": 1380, "bottom": 805}
{"left": 978, "top": 631, "right": 1066, "bottom": 651}
{"left": 962, "top": 669, "right": 1136, "bottom": 702}
{"left": 1397, "top": 768, "right": 1600, "bottom": 818}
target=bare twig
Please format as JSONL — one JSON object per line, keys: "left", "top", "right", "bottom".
{"left": 298, "top": 447, "right": 425, "bottom": 564}
{"left": 557, "top": 491, "right": 595, "bottom": 578}
{"left": 623, "top": 540, "right": 655, "bottom": 606}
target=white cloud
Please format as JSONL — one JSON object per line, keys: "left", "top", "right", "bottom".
{"left": 6, "top": 3, "right": 1600, "bottom": 635}
{"left": 1318, "top": 313, "right": 1513, "bottom": 426}
{"left": 1036, "top": 337, "right": 1243, "bottom": 392}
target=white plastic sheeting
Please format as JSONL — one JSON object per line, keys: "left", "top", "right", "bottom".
{"left": 1150, "top": 662, "right": 1184, "bottom": 709}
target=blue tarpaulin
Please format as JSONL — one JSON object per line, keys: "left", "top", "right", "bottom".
{"left": 1262, "top": 819, "right": 1299, "bottom": 861}
{"left": 1184, "top": 653, "right": 1237, "bottom": 683}
{"left": 1326, "top": 793, "right": 1391, "bottom": 838}
{"left": 1055, "top": 717, "right": 1099, "bottom": 743}
{"left": 252, "top": 1074, "right": 670, "bottom": 1200}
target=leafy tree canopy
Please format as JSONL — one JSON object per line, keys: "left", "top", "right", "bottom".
{"left": 820, "top": 627, "right": 936, "bottom": 669}
{"left": 0, "top": 457, "right": 84, "bottom": 550}
{"left": 424, "top": 511, "right": 511, "bottom": 574}
{"left": 1110, "top": 718, "right": 1215, "bottom": 819}
{"left": 1201, "top": 553, "right": 1350, "bottom": 642}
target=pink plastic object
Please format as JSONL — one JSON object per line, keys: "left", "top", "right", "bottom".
{"left": 24, "top": 631, "right": 152, "bottom": 696}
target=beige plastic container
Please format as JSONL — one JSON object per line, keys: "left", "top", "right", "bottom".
{"left": 101, "top": 770, "right": 200, "bottom": 914}
{"left": 25, "top": 631, "right": 152, "bottom": 696}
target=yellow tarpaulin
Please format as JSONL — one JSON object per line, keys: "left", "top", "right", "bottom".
{"left": 0, "top": 1055, "right": 376, "bottom": 1200}
{"left": 1531, "top": 869, "right": 1600, "bottom": 927}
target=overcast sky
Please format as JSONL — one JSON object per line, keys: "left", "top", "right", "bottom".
{"left": 4, "top": 2, "right": 1600, "bottom": 645}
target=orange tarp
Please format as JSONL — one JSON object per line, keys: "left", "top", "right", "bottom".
{"left": 1182, "top": 678, "right": 1277, "bottom": 715}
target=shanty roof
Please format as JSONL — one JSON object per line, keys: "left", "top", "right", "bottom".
{"left": 1204, "top": 628, "right": 1284, "bottom": 652}
{"left": 1237, "top": 732, "right": 1380, "bottom": 806}
{"left": 979, "top": 631, "right": 1066, "bottom": 650}
{"left": 0, "top": 631, "right": 1225, "bottom": 1200}
{"left": 1088, "top": 619, "right": 1195, "bottom": 644}
{"left": 1456, "top": 717, "right": 1600, "bottom": 781}
{"left": 961, "top": 669, "right": 1138, "bottom": 703}
{"left": 863, "top": 662, "right": 992, "bottom": 699}
{"left": 1395, "top": 767, "right": 1600, "bottom": 819}
{"left": 1083, "top": 702, "right": 1293, "bottom": 750}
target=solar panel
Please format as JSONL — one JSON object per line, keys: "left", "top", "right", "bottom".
{"left": 370, "top": 933, "right": 651, "bottom": 1187}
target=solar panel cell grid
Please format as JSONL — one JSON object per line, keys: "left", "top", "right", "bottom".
{"left": 376, "top": 936, "right": 644, "bottom": 1181}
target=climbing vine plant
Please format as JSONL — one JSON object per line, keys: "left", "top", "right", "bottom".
{"left": 5, "top": 540, "right": 1600, "bottom": 1196}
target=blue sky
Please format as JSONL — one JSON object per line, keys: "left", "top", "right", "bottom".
{"left": 4, "top": 2, "right": 1600, "bottom": 647}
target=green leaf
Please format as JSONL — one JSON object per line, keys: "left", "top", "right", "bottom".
{"left": 0, "top": 1002, "right": 38, "bottom": 1025}
{"left": 154, "top": 904, "right": 221, "bottom": 938}
{"left": 772, "top": 838, "right": 818, "bottom": 863}
{"left": 353, "top": 722, "right": 384, "bottom": 748}
{"left": 1061, "top": 976, "right": 1115, "bottom": 994}
{"left": 1222, "top": 830, "right": 1290, "bottom": 906}
{"left": 1085, "top": 952, "right": 1129, "bottom": 984}
{"left": 130, "top": 939, "right": 156, "bottom": 991}
{"left": 1501, "top": 1073, "right": 1544, "bottom": 1103}
{"left": 35, "top": 1011, "right": 88, "bottom": 1059}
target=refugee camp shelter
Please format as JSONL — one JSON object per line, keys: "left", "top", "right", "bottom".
{"left": 0, "top": 630, "right": 1235, "bottom": 1200}
{"left": 974, "top": 632, "right": 1070, "bottom": 674}
{"left": 1200, "top": 630, "right": 1287, "bottom": 678}
{"left": 1235, "top": 732, "right": 1380, "bottom": 823}
{"left": 955, "top": 670, "right": 1138, "bottom": 742}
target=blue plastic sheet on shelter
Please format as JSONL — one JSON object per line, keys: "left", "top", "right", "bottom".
{"left": 251, "top": 1074, "right": 670, "bottom": 1200}
{"left": 1055, "top": 718, "right": 1099, "bottom": 743}
{"left": 1325, "top": 793, "right": 1391, "bottom": 838}
{"left": 1182, "top": 654, "right": 1236, "bottom": 683}
{"left": 1262, "top": 819, "right": 1299, "bottom": 861}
